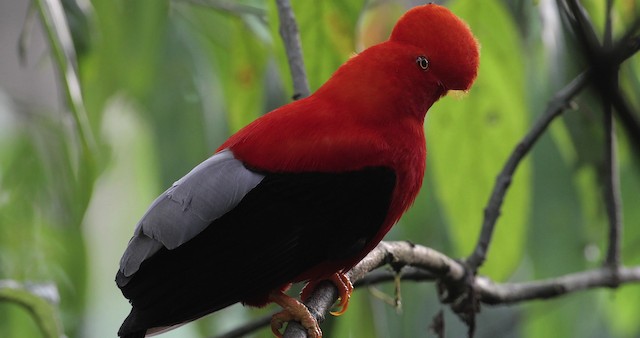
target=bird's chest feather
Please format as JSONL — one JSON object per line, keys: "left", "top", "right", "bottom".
{"left": 224, "top": 100, "right": 427, "bottom": 276}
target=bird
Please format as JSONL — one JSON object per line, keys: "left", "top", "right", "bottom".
{"left": 115, "top": 3, "right": 479, "bottom": 338}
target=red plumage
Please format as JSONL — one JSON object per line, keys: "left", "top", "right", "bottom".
{"left": 222, "top": 3, "right": 478, "bottom": 285}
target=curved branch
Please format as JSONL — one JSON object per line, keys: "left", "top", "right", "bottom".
{"left": 275, "top": 0, "right": 310, "bottom": 100}
{"left": 466, "top": 6, "right": 640, "bottom": 273}
{"left": 214, "top": 241, "right": 640, "bottom": 337}
{"left": 465, "top": 71, "right": 589, "bottom": 271}
{"left": 283, "top": 241, "right": 464, "bottom": 337}
{"left": 280, "top": 242, "right": 640, "bottom": 338}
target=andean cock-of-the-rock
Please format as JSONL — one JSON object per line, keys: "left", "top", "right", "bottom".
{"left": 116, "top": 4, "right": 479, "bottom": 337}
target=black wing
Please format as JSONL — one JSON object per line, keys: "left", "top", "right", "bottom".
{"left": 117, "top": 166, "right": 396, "bottom": 336}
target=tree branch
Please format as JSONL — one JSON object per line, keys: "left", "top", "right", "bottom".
{"left": 609, "top": 20, "right": 640, "bottom": 160}
{"left": 275, "top": 0, "right": 310, "bottom": 100}
{"left": 466, "top": 8, "right": 640, "bottom": 272}
{"left": 601, "top": 9, "right": 623, "bottom": 268}
{"left": 476, "top": 266, "right": 640, "bottom": 304}
{"left": 282, "top": 241, "right": 465, "bottom": 337}
{"left": 465, "top": 71, "right": 589, "bottom": 271}
{"left": 603, "top": 99, "right": 623, "bottom": 269}
{"left": 225, "top": 241, "right": 640, "bottom": 338}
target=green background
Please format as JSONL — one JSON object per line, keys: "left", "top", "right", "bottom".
{"left": 0, "top": 0, "right": 639, "bottom": 337}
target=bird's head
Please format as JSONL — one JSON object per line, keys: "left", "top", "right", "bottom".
{"left": 314, "top": 4, "right": 479, "bottom": 119}
{"left": 390, "top": 3, "right": 479, "bottom": 92}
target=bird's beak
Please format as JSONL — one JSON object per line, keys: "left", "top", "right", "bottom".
{"left": 446, "top": 89, "right": 470, "bottom": 99}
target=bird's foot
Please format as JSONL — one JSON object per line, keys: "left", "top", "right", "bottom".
{"left": 301, "top": 272, "right": 353, "bottom": 316}
{"left": 269, "top": 290, "right": 322, "bottom": 338}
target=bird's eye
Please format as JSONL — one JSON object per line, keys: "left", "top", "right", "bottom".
{"left": 416, "top": 56, "right": 429, "bottom": 71}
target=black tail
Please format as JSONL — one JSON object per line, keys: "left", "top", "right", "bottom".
{"left": 118, "top": 309, "right": 146, "bottom": 338}
{"left": 119, "top": 331, "right": 145, "bottom": 338}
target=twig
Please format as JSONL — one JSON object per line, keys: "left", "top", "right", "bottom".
{"left": 603, "top": 100, "right": 623, "bottom": 269}
{"left": 564, "top": 0, "right": 601, "bottom": 55}
{"left": 601, "top": 0, "right": 623, "bottom": 269}
{"left": 610, "top": 28, "right": 640, "bottom": 159}
{"left": 275, "top": 0, "right": 310, "bottom": 100}
{"left": 464, "top": 19, "right": 639, "bottom": 271}
{"left": 465, "top": 71, "right": 589, "bottom": 271}
{"left": 563, "top": 0, "right": 640, "bottom": 158}
{"left": 475, "top": 266, "right": 640, "bottom": 304}
{"left": 354, "top": 266, "right": 437, "bottom": 287}
{"left": 609, "top": 79, "right": 640, "bottom": 160}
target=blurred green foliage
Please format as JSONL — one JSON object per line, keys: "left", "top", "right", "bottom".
{"left": 0, "top": 0, "right": 639, "bottom": 337}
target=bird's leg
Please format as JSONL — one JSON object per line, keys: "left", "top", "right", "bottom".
{"left": 269, "top": 290, "right": 322, "bottom": 338}
{"left": 301, "top": 272, "right": 354, "bottom": 316}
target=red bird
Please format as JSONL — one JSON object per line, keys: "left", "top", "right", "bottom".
{"left": 116, "top": 4, "right": 479, "bottom": 338}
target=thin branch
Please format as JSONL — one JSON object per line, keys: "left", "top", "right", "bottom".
{"left": 317, "top": 265, "right": 640, "bottom": 305}
{"left": 475, "top": 266, "right": 640, "bottom": 304}
{"left": 563, "top": 0, "right": 601, "bottom": 55}
{"left": 275, "top": 0, "right": 310, "bottom": 100}
{"left": 609, "top": 79, "right": 640, "bottom": 159}
{"left": 613, "top": 18, "right": 640, "bottom": 61}
{"left": 611, "top": 29, "right": 640, "bottom": 159}
{"left": 465, "top": 71, "right": 589, "bottom": 271}
{"left": 602, "top": 5, "right": 623, "bottom": 268}
{"left": 234, "top": 241, "right": 640, "bottom": 338}
{"left": 465, "top": 16, "right": 640, "bottom": 272}
{"left": 565, "top": 0, "right": 640, "bottom": 158}
{"left": 354, "top": 266, "right": 437, "bottom": 286}
{"left": 603, "top": 100, "right": 623, "bottom": 269}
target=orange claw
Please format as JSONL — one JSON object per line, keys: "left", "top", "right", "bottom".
{"left": 269, "top": 290, "right": 322, "bottom": 338}
{"left": 301, "top": 272, "right": 354, "bottom": 317}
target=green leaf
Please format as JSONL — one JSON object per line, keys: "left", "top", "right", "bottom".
{"left": 426, "top": 0, "right": 531, "bottom": 280}
{"left": 33, "top": 0, "right": 97, "bottom": 157}
{"left": 185, "top": 6, "right": 270, "bottom": 133}
{"left": 0, "top": 280, "right": 64, "bottom": 338}
{"left": 607, "top": 286, "right": 640, "bottom": 337}
{"left": 82, "top": 0, "right": 168, "bottom": 115}
{"left": 524, "top": 291, "right": 607, "bottom": 338}
{"left": 0, "top": 116, "right": 89, "bottom": 336}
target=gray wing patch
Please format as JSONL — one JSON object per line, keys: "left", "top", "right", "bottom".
{"left": 118, "top": 149, "right": 264, "bottom": 279}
